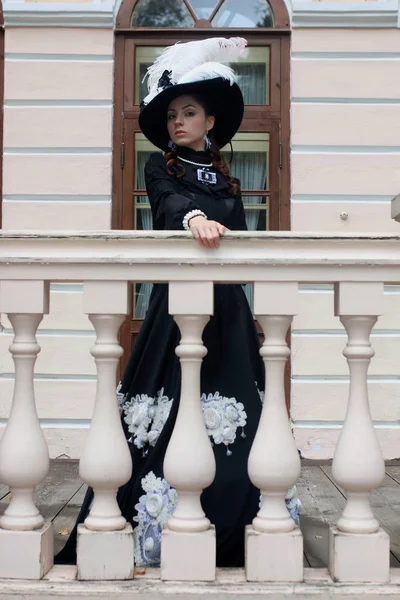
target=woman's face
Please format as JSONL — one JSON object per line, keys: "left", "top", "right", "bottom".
{"left": 167, "top": 95, "right": 215, "bottom": 152}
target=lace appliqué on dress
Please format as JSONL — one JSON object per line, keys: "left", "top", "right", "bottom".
{"left": 121, "top": 387, "right": 247, "bottom": 454}
{"left": 133, "top": 472, "right": 178, "bottom": 567}
{"left": 116, "top": 381, "right": 128, "bottom": 415}
{"left": 121, "top": 387, "right": 173, "bottom": 449}
{"left": 201, "top": 392, "right": 247, "bottom": 452}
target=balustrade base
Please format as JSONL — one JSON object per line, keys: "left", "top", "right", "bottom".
{"left": 0, "top": 521, "right": 53, "bottom": 579}
{"left": 77, "top": 523, "right": 134, "bottom": 581}
{"left": 161, "top": 525, "right": 216, "bottom": 581}
{"left": 245, "top": 525, "right": 303, "bottom": 582}
{"left": 329, "top": 525, "right": 390, "bottom": 583}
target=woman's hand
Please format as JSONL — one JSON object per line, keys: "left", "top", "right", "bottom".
{"left": 188, "top": 216, "right": 228, "bottom": 249}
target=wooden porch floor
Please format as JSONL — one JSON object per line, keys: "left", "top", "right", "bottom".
{"left": 1, "top": 460, "right": 400, "bottom": 569}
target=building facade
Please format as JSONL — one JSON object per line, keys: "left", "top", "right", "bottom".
{"left": 1, "top": 0, "right": 400, "bottom": 460}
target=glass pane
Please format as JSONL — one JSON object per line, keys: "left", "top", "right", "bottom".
{"left": 188, "top": 0, "right": 218, "bottom": 18}
{"left": 235, "top": 63, "right": 266, "bottom": 105}
{"left": 131, "top": 0, "right": 194, "bottom": 27}
{"left": 212, "top": 0, "right": 273, "bottom": 27}
{"left": 136, "top": 47, "right": 166, "bottom": 105}
{"left": 135, "top": 202, "right": 152, "bottom": 230}
{"left": 230, "top": 149, "right": 269, "bottom": 190}
{"left": 243, "top": 197, "right": 268, "bottom": 231}
{"left": 134, "top": 283, "right": 153, "bottom": 319}
{"left": 229, "top": 47, "right": 270, "bottom": 105}
{"left": 222, "top": 132, "right": 270, "bottom": 190}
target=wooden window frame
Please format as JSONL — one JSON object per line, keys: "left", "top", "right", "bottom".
{"left": 113, "top": 31, "right": 290, "bottom": 232}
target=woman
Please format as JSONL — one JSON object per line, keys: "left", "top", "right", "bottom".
{"left": 56, "top": 37, "right": 300, "bottom": 568}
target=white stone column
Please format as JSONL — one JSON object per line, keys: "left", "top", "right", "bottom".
{"left": 329, "top": 282, "right": 389, "bottom": 583}
{"left": 77, "top": 281, "right": 134, "bottom": 581}
{"left": 161, "top": 281, "right": 216, "bottom": 581}
{"left": 0, "top": 280, "right": 53, "bottom": 579}
{"left": 246, "top": 282, "right": 303, "bottom": 583}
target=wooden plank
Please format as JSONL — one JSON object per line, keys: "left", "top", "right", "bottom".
{"left": 34, "top": 460, "right": 82, "bottom": 522}
{"left": 321, "top": 465, "right": 400, "bottom": 566}
{"left": 0, "top": 484, "right": 9, "bottom": 500}
{"left": 386, "top": 466, "right": 400, "bottom": 485}
{"left": 297, "top": 466, "right": 346, "bottom": 568}
{"left": 52, "top": 484, "right": 86, "bottom": 556}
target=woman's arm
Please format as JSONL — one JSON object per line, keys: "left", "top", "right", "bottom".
{"left": 144, "top": 153, "right": 229, "bottom": 248}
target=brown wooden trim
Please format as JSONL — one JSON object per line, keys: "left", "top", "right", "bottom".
{"left": 124, "top": 38, "right": 136, "bottom": 109}
{"left": 182, "top": 0, "right": 197, "bottom": 21}
{"left": 279, "top": 35, "right": 291, "bottom": 232}
{"left": 268, "top": 0, "right": 290, "bottom": 27}
{"left": 116, "top": 0, "right": 138, "bottom": 28}
{"left": 209, "top": 0, "right": 225, "bottom": 21}
{"left": 115, "top": 29, "right": 291, "bottom": 36}
{"left": 268, "top": 37, "right": 281, "bottom": 113}
{"left": 112, "top": 35, "right": 125, "bottom": 230}
{"left": 122, "top": 118, "right": 136, "bottom": 230}
{"left": 268, "top": 120, "right": 280, "bottom": 231}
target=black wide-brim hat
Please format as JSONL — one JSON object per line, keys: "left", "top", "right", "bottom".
{"left": 139, "top": 78, "right": 244, "bottom": 152}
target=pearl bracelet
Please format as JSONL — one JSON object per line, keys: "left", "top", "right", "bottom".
{"left": 182, "top": 209, "right": 207, "bottom": 231}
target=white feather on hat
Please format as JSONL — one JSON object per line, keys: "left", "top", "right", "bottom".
{"left": 142, "top": 37, "right": 248, "bottom": 106}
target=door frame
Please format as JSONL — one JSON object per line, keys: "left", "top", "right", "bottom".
{"left": 112, "top": 26, "right": 291, "bottom": 391}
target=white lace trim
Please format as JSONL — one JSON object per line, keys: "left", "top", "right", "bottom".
{"left": 133, "top": 472, "right": 178, "bottom": 566}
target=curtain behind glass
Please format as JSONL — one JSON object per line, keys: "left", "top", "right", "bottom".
{"left": 234, "top": 63, "right": 266, "bottom": 105}
{"left": 135, "top": 152, "right": 154, "bottom": 318}
{"left": 231, "top": 151, "right": 266, "bottom": 230}
{"left": 230, "top": 151, "right": 267, "bottom": 309}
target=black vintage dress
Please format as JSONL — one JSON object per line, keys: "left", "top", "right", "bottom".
{"left": 56, "top": 147, "right": 300, "bottom": 568}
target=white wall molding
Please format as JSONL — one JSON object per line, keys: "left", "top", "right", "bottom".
{"left": 3, "top": 0, "right": 399, "bottom": 28}
{"left": 291, "top": 0, "right": 399, "bottom": 28}
{"left": 3, "top": 0, "right": 118, "bottom": 28}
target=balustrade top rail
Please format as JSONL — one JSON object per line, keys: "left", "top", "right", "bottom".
{"left": 1, "top": 231, "right": 400, "bottom": 282}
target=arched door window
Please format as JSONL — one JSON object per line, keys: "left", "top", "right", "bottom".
{"left": 113, "top": 0, "right": 290, "bottom": 369}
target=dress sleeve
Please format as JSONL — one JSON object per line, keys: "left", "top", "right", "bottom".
{"left": 144, "top": 153, "right": 202, "bottom": 230}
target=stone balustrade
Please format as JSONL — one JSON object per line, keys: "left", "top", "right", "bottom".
{"left": 0, "top": 230, "right": 399, "bottom": 585}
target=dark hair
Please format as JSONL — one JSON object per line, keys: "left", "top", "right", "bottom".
{"left": 165, "top": 94, "right": 240, "bottom": 196}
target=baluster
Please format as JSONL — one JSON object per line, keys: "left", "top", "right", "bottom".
{"left": 246, "top": 282, "right": 303, "bottom": 582}
{"left": 0, "top": 280, "right": 53, "bottom": 579}
{"left": 161, "top": 281, "right": 216, "bottom": 581}
{"left": 77, "top": 281, "right": 133, "bottom": 581}
{"left": 329, "top": 282, "right": 389, "bottom": 583}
